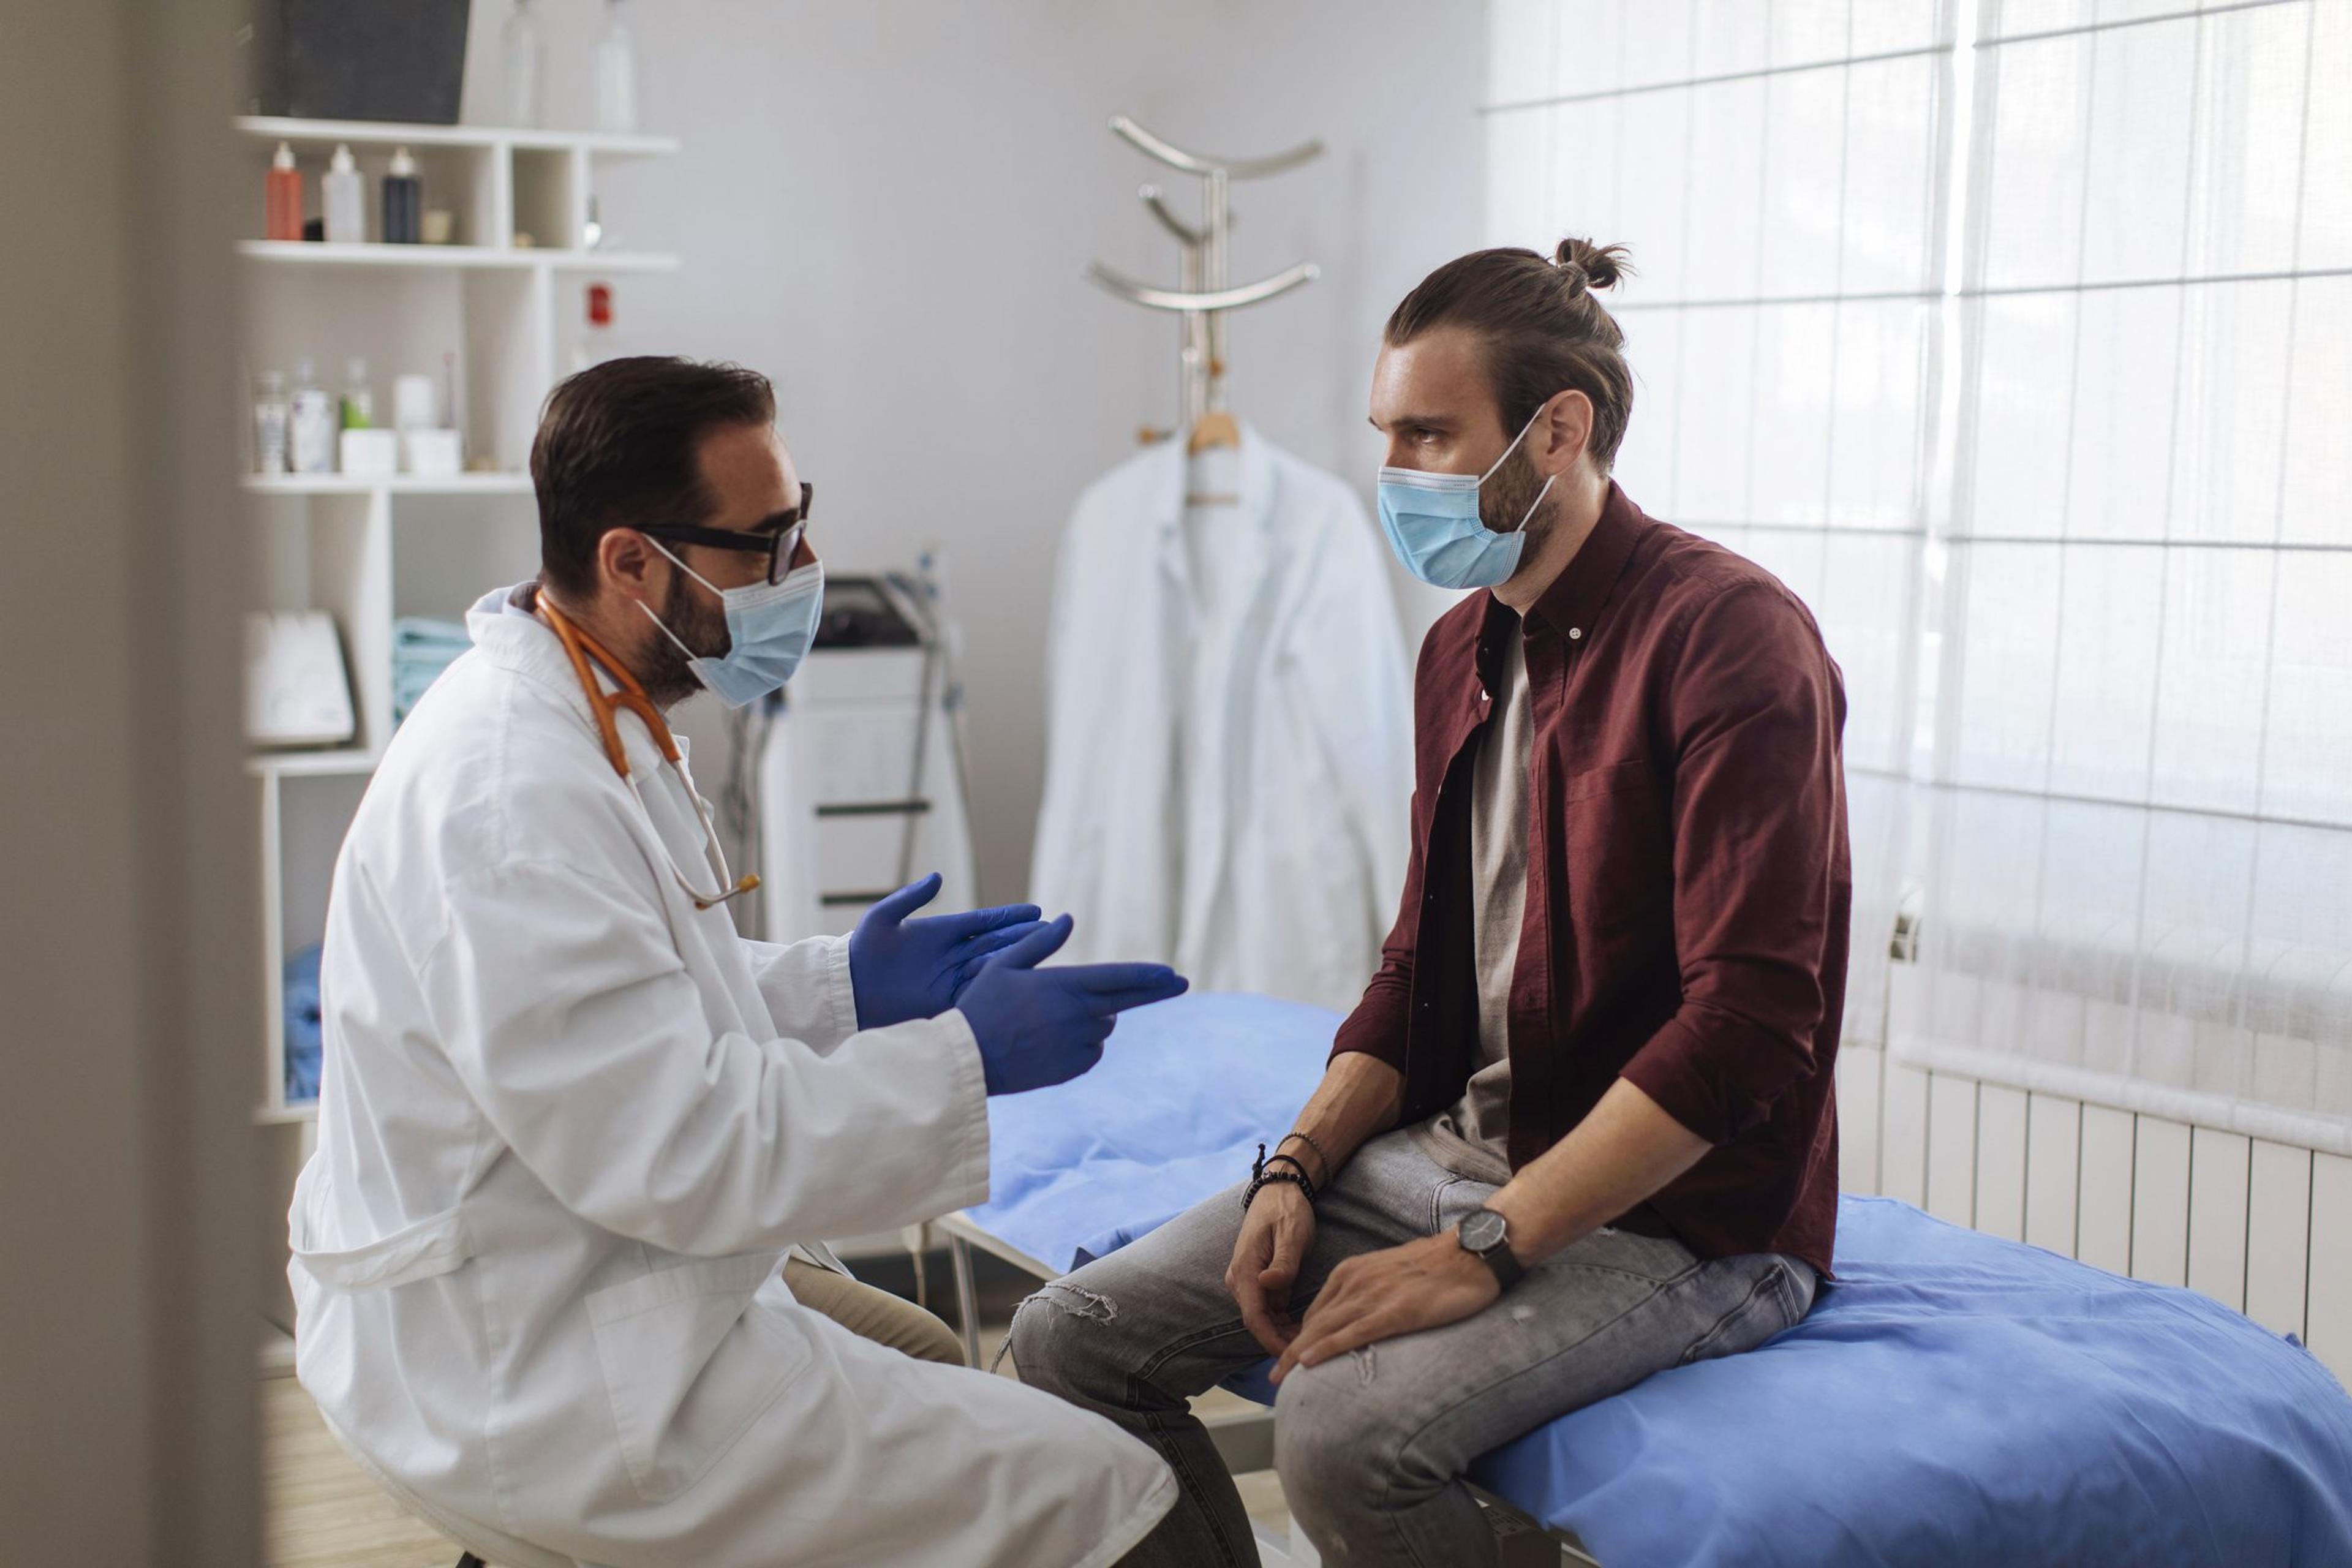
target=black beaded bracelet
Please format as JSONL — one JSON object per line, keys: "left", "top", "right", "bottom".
{"left": 1242, "top": 1142, "right": 1319, "bottom": 1213}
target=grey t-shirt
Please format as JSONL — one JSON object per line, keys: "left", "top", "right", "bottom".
{"left": 1408, "top": 614, "right": 1531, "bottom": 1186}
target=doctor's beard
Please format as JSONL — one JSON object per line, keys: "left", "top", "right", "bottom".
{"left": 644, "top": 568, "right": 731, "bottom": 709}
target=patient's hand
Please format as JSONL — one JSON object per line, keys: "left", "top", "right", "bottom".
{"left": 1227, "top": 1183, "right": 1316, "bottom": 1357}
{"left": 1270, "top": 1231, "right": 1498, "bottom": 1385}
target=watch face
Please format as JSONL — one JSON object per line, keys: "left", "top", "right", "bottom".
{"left": 1460, "top": 1208, "right": 1507, "bottom": 1253}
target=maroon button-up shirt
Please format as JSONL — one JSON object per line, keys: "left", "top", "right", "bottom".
{"left": 1334, "top": 483, "right": 1849, "bottom": 1275}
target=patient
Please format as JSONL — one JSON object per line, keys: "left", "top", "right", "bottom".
{"left": 1009, "top": 238, "right": 1851, "bottom": 1566}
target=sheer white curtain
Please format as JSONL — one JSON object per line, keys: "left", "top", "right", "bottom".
{"left": 1483, "top": 0, "right": 2352, "bottom": 1152}
{"left": 1917, "top": 0, "right": 2352, "bottom": 1152}
{"left": 1484, "top": 0, "right": 1953, "bottom": 1055}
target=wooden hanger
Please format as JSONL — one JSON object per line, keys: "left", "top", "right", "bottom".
{"left": 1187, "top": 409, "right": 1240, "bottom": 454}
{"left": 1185, "top": 400, "right": 1240, "bottom": 505}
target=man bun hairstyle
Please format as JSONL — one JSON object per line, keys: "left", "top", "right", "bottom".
{"left": 1552, "top": 235, "right": 1627, "bottom": 288}
{"left": 1384, "top": 237, "right": 1636, "bottom": 471}
{"left": 531, "top": 355, "right": 777, "bottom": 599}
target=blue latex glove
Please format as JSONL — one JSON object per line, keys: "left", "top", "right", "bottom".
{"left": 956, "top": 914, "right": 1189, "bottom": 1096}
{"left": 848, "top": 872, "right": 1048, "bottom": 1030}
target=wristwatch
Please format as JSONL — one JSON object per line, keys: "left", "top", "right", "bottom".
{"left": 1456, "top": 1207, "right": 1524, "bottom": 1292}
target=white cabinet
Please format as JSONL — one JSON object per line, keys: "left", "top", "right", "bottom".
{"left": 238, "top": 116, "right": 680, "bottom": 1120}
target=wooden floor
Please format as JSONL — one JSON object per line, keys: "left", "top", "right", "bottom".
{"left": 262, "top": 1254, "right": 1294, "bottom": 1567}
{"left": 263, "top": 1372, "right": 463, "bottom": 1568}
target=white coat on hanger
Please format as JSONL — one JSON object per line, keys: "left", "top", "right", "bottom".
{"left": 1030, "top": 425, "right": 1412, "bottom": 1015}
{"left": 288, "top": 587, "right": 1173, "bottom": 1568}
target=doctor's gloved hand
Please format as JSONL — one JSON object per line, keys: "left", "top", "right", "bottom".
{"left": 848, "top": 873, "right": 1049, "bottom": 1030}
{"left": 954, "top": 914, "right": 1188, "bottom": 1096}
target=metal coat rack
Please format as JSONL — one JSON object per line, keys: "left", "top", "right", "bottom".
{"left": 1087, "top": 115, "right": 1323, "bottom": 447}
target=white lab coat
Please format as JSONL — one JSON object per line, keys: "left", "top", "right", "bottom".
{"left": 1030, "top": 427, "right": 1413, "bottom": 1014}
{"left": 289, "top": 586, "right": 1174, "bottom": 1568}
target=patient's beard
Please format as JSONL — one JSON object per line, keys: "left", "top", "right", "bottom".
{"left": 1478, "top": 440, "right": 1559, "bottom": 546}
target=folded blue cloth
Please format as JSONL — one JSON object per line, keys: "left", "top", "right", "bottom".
{"left": 283, "top": 942, "right": 323, "bottom": 1103}
{"left": 392, "top": 616, "right": 470, "bottom": 650}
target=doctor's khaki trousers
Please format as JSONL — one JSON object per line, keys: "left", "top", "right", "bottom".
{"left": 1006, "top": 1130, "right": 1813, "bottom": 1568}
{"left": 779, "top": 1257, "right": 965, "bottom": 1366}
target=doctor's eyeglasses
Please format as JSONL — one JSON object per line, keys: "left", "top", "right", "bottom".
{"left": 638, "top": 481, "right": 813, "bottom": 585}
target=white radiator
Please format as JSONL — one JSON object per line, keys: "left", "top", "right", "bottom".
{"left": 1838, "top": 1040, "right": 2352, "bottom": 1382}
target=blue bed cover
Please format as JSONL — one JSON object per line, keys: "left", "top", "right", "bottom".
{"left": 965, "top": 992, "right": 2352, "bottom": 1567}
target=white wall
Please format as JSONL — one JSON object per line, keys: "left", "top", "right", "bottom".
{"left": 465, "top": 0, "right": 1485, "bottom": 902}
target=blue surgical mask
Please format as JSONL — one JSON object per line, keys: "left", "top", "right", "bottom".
{"left": 1375, "top": 409, "right": 1558, "bottom": 590}
{"left": 643, "top": 543, "right": 825, "bottom": 707}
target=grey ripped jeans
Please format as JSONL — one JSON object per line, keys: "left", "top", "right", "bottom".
{"left": 1006, "top": 1129, "right": 1814, "bottom": 1568}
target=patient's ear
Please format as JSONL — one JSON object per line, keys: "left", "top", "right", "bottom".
{"left": 1534, "top": 389, "right": 1596, "bottom": 479}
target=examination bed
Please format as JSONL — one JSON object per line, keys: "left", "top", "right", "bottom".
{"left": 946, "top": 992, "right": 2352, "bottom": 1568}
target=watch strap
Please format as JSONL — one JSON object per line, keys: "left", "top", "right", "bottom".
{"left": 1459, "top": 1208, "right": 1525, "bottom": 1291}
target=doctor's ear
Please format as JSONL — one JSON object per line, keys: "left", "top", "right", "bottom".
{"left": 595, "top": 526, "right": 663, "bottom": 596}
{"left": 1532, "top": 390, "right": 1596, "bottom": 478}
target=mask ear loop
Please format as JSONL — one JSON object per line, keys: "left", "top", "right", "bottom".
{"left": 1483, "top": 395, "right": 1564, "bottom": 536}
{"left": 1509, "top": 473, "right": 1559, "bottom": 537}
{"left": 633, "top": 543, "right": 761, "bottom": 908}
{"left": 647, "top": 537, "right": 724, "bottom": 598}
{"left": 638, "top": 538, "right": 726, "bottom": 663}
{"left": 638, "top": 598, "right": 700, "bottom": 663}
{"left": 638, "top": 537, "right": 793, "bottom": 679}
{"left": 1479, "top": 404, "right": 1545, "bottom": 485}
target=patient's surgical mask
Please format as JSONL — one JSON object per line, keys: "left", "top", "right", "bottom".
{"left": 1374, "top": 408, "right": 1558, "bottom": 591}
{"left": 642, "top": 541, "right": 825, "bottom": 707}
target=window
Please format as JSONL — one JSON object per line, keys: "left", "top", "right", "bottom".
{"left": 1485, "top": 0, "right": 2352, "bottom": 1151}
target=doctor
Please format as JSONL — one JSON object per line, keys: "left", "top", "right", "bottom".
{"left": 290, "top": 356, "right": 1185, "bottom": 1568}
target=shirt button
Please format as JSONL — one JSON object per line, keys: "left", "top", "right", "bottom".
{"left": 1568, "top": 627, "right": 1583, "bottom": 641}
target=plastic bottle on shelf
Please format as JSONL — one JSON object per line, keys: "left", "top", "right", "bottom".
{"left": 571, "top": 282, "right": 616, "bottom": 374}
{"left": 596, "top": 0, "right": 639, "bottom": 134}
{"left": 393, "top": 372, "right": 438, "bottom": 434}
{"left": 441, "top": 350, "right": 467, "bottom": 467}
{"left": 503, "top": 0, "right": 543, "bottom": 128}
{"left": 266, "top": 142, "right": 303, "bottom": 242}
{"left": 322, "top": 143, "right": 364, "bottom": 244}
{"left": 381, "top": 146, "right": 421, "bottom": 244}
{"left": 341, "top": 359, "right": 375, "bottom": 430}
{"left": 290, "top": 359, "right": 337, "bottom": 474}
{"left": 253, "top": 370, "right": 290, "bottom": 473}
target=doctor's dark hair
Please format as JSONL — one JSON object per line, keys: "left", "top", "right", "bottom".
{"left": 531, "top": 356, "right": 778, "bottom": 599}
{"left": 1384, "top": 238, "right": 1635, "bottom": 471}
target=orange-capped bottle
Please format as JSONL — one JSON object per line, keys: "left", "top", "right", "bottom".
{"left": 266, "top": 141, "right": 303, "bottom": 241}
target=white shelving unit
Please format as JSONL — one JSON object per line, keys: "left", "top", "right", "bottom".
{"left": 240, "top": 115, "right": 680, "bottom": 1121}
{"left": 235, "top": 115, "right": 680, "bottom": 157}
{"left": 244, "top": 472, "right": 535, "bottom": 497}
{"left": 236, "top": 241, "right": 680, "bottom": 273}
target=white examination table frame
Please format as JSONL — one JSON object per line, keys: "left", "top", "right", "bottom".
{"left": 935, "top": 1211, "right": 1597, "bottom": 1568}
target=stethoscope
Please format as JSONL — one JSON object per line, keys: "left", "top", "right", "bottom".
{"left": 538, "top": 595, "right": 760, "bottom": 911}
